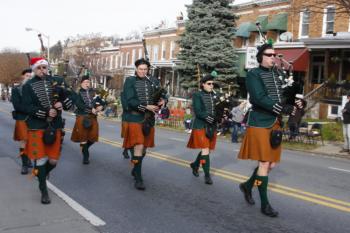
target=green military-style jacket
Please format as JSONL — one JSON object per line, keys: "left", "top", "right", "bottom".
{"left": 122, "top": 75, "right": 161, "bottom": 126}
{"left": 11, "top": 84, "right": 28, "bottom": 121}
{"left": 73, "top": 88, "right": 95, "bottom": 116}
{"left": 245, "top": 66, "right": 281, "bottom": 128}
{"left": 22, "top": 75, "right": 73, "bottom": 130}
{"left": 191, "top": 90, "right": 217, "bottom": 129}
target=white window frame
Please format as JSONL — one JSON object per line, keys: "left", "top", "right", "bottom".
{"left": 115, "top": 55, "right": 119, "bottom": 69}
{"left": 110, "top": 55, "right": 114, "bottom": 70}
{"left": 138, "top": 48, "right": 143, "bottom": 59}
{"left": 322, "top": 5, "right": 336, "bottom": 36}
{"left": 161, "top": 41, "right": 166, "bottom": 60}
{"left": 298, "top": 10, "right": 310, "bottom": 38}
{"left": 125, "top": 52, "right": 130, "bottom": 66}
{"left": 131, "top": 49, "right": 136, "bottom": 64}
{"left": 170, "top": 41, "right": 176, "bottom": 59}
{"left": 152, "top": 45, "right": 159, "bottom": 62}
{"left": 120, "top": 53, "right": 123, "bottom": 67}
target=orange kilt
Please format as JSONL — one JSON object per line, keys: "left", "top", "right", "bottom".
{"left": 26, "top": 130, "right": 62, "bottom": 160}
{"left": 121, "top": 121, "right": 128, "bottom": 138}
{"left": 71, "top": 115, "right": 99, "bottom": 143}
{"left": 238, "top": 122, "right": 282, "bottom": 162}
{"left": 13, "top": 120, "right": 28, "bottom": 141}
{"left": 122, "top": 122, "right": 155, "bottom": 149}
{"left": 187, "top": 129, "right": 217, "bottom": 150}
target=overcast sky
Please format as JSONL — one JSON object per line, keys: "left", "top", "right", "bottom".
{"left": 0, "top": 0, "right": 249, "bottom": 53}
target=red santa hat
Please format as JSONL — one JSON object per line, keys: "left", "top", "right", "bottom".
{"left": 30, "top": 57, "right": 49, "bottom": 70}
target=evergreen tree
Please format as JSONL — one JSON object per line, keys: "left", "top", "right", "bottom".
{"left": 177, "top": 0, "right": 239, "bottom": 91}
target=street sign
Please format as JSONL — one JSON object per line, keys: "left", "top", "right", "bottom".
{"left": 245, "top": 47, "right": 258, "bottom": 69}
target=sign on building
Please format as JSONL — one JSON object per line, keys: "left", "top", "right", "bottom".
{"left": 245, "top": 47, "right": 258, "bottom": 69}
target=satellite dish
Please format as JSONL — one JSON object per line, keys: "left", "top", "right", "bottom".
{"left": 279, "top": 32, "right": 293, "bottom": 42}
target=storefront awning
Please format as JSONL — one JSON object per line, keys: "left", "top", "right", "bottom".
{"left": 236, "top": 22, "right": 253, "bottom": 38}
{"left": 274, "top": 48, "right": 309, "bottom": 72}
{"left": 237, "top": 53, "right": 247, "bottom": 77}
{"left": 266, "top": 13, "right": 288, "bottom": 31}
{"left": 248, "top": 16, "right": 268, "bottom": 32}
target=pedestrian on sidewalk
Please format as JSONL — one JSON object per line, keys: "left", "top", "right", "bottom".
{"left": 187, "top": 73, "right": 218, "bottom": 185}
{"left": 237, "top": 42, "right": 300, "bottom": 217}
{"left": 340, "top": 93, "right": 350, "bottom": 153}
{"left": 71, "top": 75, "right": 106, "bottom": 164}
{"left": 11, "top": 69, "right": 33, "bottom": 174}
{"left": 22, "top": 57, "right": 74, "bottom": 204}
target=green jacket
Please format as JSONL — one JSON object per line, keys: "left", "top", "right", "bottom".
{"left": 120, "top": 91, "right": 127, "bottom": 121}
{"left": 22, "top": 75, "right": 73, "bottom": 130}
{"left": 11, "top": 85, "right": 28, "bottom": 121}
{"left": 122, "top": 75, "right": 160, "bottom": 126}
{"left": 73, "top": 88, "right": 95, "bottom": 116}
{"left": 191, "top": 90, "right": 217, "bottom": 129}
{"left": 245, "top": 67, "right": 280, "bottom": 128}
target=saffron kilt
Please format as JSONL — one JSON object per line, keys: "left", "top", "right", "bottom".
{"left": 27, "top": 130, "right": 62, "bottom": 160}
{"left": 122, "top": 122, "right": 155, "bottom": 148}
{"left": 121, "top": 121, "right": 128, "bottom": 138}
{"left": 13, "top": 120, "right": 28, "bottom": 141}
{"left": 238, "top": 122, "right": 282, "bottom": 162}
{"left": 187, "top": 129, "right": 217, "bottom": 150}
{"left": 71, "top": 115, "right": 99, "bottom": 143}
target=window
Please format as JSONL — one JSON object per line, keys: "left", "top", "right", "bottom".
{"left": 125, "top": 52, "right": 130, "bottom": 66}
{"left": 323, "top": 6, "right": 335, "bottom": 35}
{"left": 242, "top": 38, "right": 249, "bottom": 48}
{"left": 120, "top": 53, "right": 123, "bottom": 67}
{"left": 170, "top": 41, "right": 176, "bottom": 59}
{"left": 299, "top": 10, "right": 310, "bottom": 38}
{"left": 153, "top": 45, "right": 159, "bottom": 61}
{"left": 161, "top": 41, "right": 166, "bottom": 60}
{"left": 138, "top": 48, "right": 143, "bottom": 59}
{"left": 111, "top": 55, "right": 115, "bottom": 70}
{"left": 132, "top": 49, "right": 136, "bottom": 63}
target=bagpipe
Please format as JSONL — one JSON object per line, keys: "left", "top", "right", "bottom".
{"left": 256, "top": 22, "right": 306, "bottom": 115}
{"left": 142, "top": 38, "right": 170, "bottom": 119}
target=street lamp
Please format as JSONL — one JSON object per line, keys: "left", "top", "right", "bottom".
{"left": 25, "top": 27, "right": 50, "bottom": 62}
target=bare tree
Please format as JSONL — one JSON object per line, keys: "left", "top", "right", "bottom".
{"left": 0, "top": 50, "right": 28, "bottom": 90}
{"left": 291, "top": 0, "right": 350, "bottom": 15}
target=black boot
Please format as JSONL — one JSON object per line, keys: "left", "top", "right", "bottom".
{"left": 261, "top": 203, "right": 279, "bottom": 217}
{"left": 122, "top": 149, "right": 130, "bottom": 159}
{"left": 81, "top": 143, "right": 90, "bottom": 164}
{"left": 204, "top": 175, "right": 213, "bottom": 185}
{"left": 239, "top": 183, "right": 255, "bottom": 205}
{"left": 45, "top": 161, "right": 56, "bottom": 180}
{"left": 36, "top": 165, "right": 51, "bottom": 204}
{"left": 201, "top": 155, "right": 213, "bottom": 185}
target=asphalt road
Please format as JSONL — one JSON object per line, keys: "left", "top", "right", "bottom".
{"left": 0, "top": 101, "right": 349, "bottom": 233}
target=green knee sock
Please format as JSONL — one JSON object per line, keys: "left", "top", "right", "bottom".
{"left": 45, "top": 161, "right": 56, "bottom": 174}
{"left": 244, "top": 167, "right": 258, "bottom": 191}
{"left": 36, "top": 165, "right": 48, "bottom": 194}
{"left": 87, "top": 141, "right": 94, "bottom": 148}
{"left": 200, "top": 155, "right": 210, "bottom": 176}
{"left": 132, "top": 156, "right": 143, "bottom": 181}
{"left": 81, "top": 143, "right": 89, "bottom": 160}
{"left": 192, "top": 152, "right": 201, "bottom": 167}
{"left": 256, "top": 175, "right": 269, "bottom": 208}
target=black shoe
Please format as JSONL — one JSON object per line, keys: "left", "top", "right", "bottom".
{"left": 239, "top": 183, "right": 255, "bottom": 205}
{"left": 204, "top": 175, "right": 213, "bottom": 185}
{"left": 21, "top": 166, "right": 29, "bottom": 175}
{"left": 134, "top": 180, "right": 146, "bottom": 190}
{"left": 190, "top": 163, "right": 199, "bottom": 177}
{"left": 261, "top": 204, "right": 279, "bottom": 217}
{"left": 122, "top": 150, "right": 130, "bottom": 159}
{"left": 83, "top": 157, "right": 90, "bottom": 164}
{"left": 41, "top": 192, "right": 51, "bottom": 204}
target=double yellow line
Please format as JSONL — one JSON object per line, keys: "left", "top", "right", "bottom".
{"left": 2, "top": 108, "right": 350, "bottom": 214}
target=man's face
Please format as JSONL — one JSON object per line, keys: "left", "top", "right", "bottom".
{"left": 81, "top": 80, "right": 91, "bottom": 89}
{"left": 136, "top": 64, "right": 149, "bottom": 78}
{"left": 261, "top": 48, "right": 276, "bottom": 68}
{"left": 203, "top": 80, "right": 214, "bottom": 92}
{"left": 21, "top": 72, "right": 31, "bottom": 82}
{"left": 34, "top": 65, "right": 48, "bottom": 77}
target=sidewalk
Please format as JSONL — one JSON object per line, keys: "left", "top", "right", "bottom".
{"left": 0, "top": 157, "right": 99, "bottom": 233}
{"left": 309, "top": 141, "right": 350, "bottom": 159}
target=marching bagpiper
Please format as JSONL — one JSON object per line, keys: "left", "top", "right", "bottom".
{"left": 237, "top": 42, "right": 303, "bottom": 217}
{"left": 71, "top": 75, "right": 106, "bottom": 164}
{"left": 122, "top": 58, "right": 166, "bottom": 190}
{"left": 22, "top": 57, "right": 73, "bottom": 204}
{"left": 11, "top": 69, "right": 33, "bottom": 175}
{"left": 187, "top": 73, "right": 218, "bottom": 185}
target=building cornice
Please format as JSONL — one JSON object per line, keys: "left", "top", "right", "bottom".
{"left": 232, "top": 0, "right": 290, "bottom": 10}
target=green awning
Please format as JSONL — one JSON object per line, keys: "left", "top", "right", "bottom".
{"left": 235, "top": 22, "right": 253, "bottom": 38}
{"left": 248, "top": 16, "right": 268, "bottom": 32}
{"left": 266, "top": 13, "right": 288, "bottom": 31}
{"left": 237, "top": 53, "right": 247, "bottom": 77}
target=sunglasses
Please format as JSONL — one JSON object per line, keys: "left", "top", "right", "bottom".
{"left": 263, "top": 53, "right": 276, "bottom": 57}
{"left": 205, "top": 82, "right": 214, "bottom": 86}
{"left": 37, "top": 66, "right": 47, "bottom": 70}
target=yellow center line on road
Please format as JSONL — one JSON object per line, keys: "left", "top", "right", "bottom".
{"left": 2, "top": 108, "right": 350, "bottom": 213}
